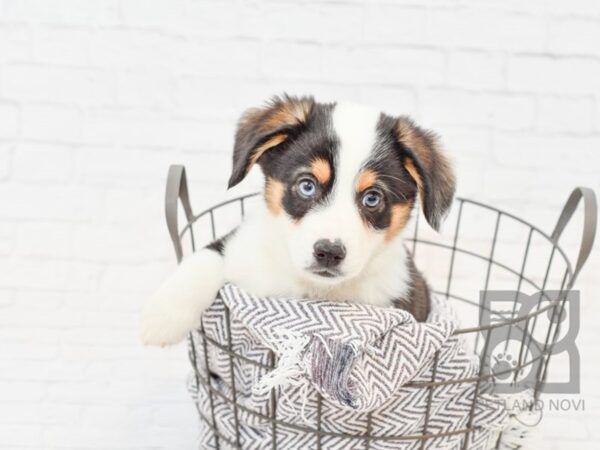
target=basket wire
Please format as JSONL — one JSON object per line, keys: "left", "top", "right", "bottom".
{"left": 164, "top": 165, "right": 596, "bottom": 449}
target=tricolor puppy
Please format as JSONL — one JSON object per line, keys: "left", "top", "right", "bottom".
{"left": 141, "top": 95, "right": 455, "bottom": 346}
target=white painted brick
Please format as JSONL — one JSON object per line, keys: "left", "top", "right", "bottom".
{"left": 81, "top": 109, "right": 232, "bottom": 149}
{"left": 44, "top": 378, "right": 187, "bottom": 404}
{"left": 507, "top": 55, "right": 600, "bottom": 95}
{"left": 0, "top": 103, "right": 19, "bottom": 138}
{"left": 426, "top": 9, "right": 547, "bottom": 52}
{"left": 69, "top": 222, "right": 166, "bottom": 264}
{"left": 116, "top": 69, "right": 173, "bottom": 108}
{"left": 0, "top": 23, "right": 31, "bottom": 64}
{"left": 261, "top": 3, "right": 363, "bottom": 43}
{"left": 81, "top": 311, "right": 141, "bottom": 332}
{"left": 459, "top": 0, "right": 545, "bottom": 15}
{"left": 420, "top": 90, "right": 536, "bottom": 130}
{"left": 487, "top": 93, "right": 537, "bottom": 130}
{"left": 14, "top": 291, "right": 66, "bottom": 312}
{"left": 152, "top": 403, "right": 198, "bottom": 427}
{"left": 44, "top": 424, "right": 195, "bottom": 449}
{"left": 363, "top": 6, "right": 427, "bottom": 44}
{"left": 0, "top": 220, "right": 16, "bottom": 257}
{"left": 90, "top": 29, "right": 184, "bottom": 70}
{"left": 175, "top": 78, "right": 358, "bottom": 121}
{"left": 185, "top": 40, "right": 260, "bottom": 78}
{"left": 0, "top": 144, "right": 12, "bottom": 180}
{"left": 0, "top": 326, "right": 61, "bottom": 351}
{"left": 0, "top": 258, "right": 98, "bottom": 291}
{"left": 420, "top": 89, "right": 488, "bottom": 126}
{"left": 447, "top": 51, "right": 505, "bottom": 90}
{"left": 538, "top": 0, "right": 600, "bottom": 18}
{"left": 174, "top": 77, "right": 264, "bottom": 120}
{"left": 101, "top": 262, "right": 170, "bottom": 294}
{"left": 493, "top": 133, "right": 600, "bottom": 172}
{"left": 99, "top": 186, "right": 163, "bottom": 225}
{"left": 0, "top": 425, "right": 44, "bottom": 447}
{"left": 357, "top": 86, "right": 418, "bottom": 118}
{"left": 181, "top": 150, "right": 232, "bottom": 185}
{"left": 261, "top": 42, "right": 323, "bottom": 80}
{"left": 3, "top": 341, "right": 60, "bottom": 361}
{"left": 322, "top": 46, "right": 445, "bottom": 84}
{"left": 537, "top": 96, "right": 595, "bottom": 133}
{"left": 82, "top": 404, "right": 154, "bottom": 428}
{"left": 0, "top": 288, "right": 15, "bottom": 308}
{"left": 0, "top": 183, "right": 104, "bottom": 221}
{"left": 1, "top": 403, "right": 81, "bottom": 425}
{"left": 361, "top": 47, "right": 446, "bottom": 85}
{"left": 109, "top": 359, "right": 191, "bottom": 381}
{"left": 99, "top": 291, "right": 148, "bottom": 312}
{"left": 12, "top": 143, "right": 74, "bottom": 182}
{"left": 282, "top": 83, "right": 361, "bottom": 104}
{"left": 548, "top": 18, "right": 600, "bottom": 56}
{"left": 21, "top": 104, "right": 81, "bottom": 142}
{"left": 182, "top": 1, "right": 256, "bottom": 39}
{"left": 0, "top": 381, "right": 46, "bottom": 402}
{"left": 32, "top": 27, "right": 91, "bottom": 65}
{"left": 62, "top": 327, "right": 137, "bottom": 346}
{"left": 2, "top": 65, "right": 114, "bottom": 105}
{"left": 14, "top": 221, "right": 74, "bottom": 259}
{"left": 3, "top": 0, "right": 56, "bottom": 20}
{"left": 120, "top": 0, "right": 186, "bottom": 28}
{"left": 436, "top": 126, "right": 493, "bottom": 159}
{"left": 3, "top": 0, "right": 120, "bottom": 24}
{"left": 77, "top": 148, "right": 173, "bottom": 186}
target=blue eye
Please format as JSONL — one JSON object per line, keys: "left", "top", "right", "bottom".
{"left": 298, "top": 178, "right": 317, "bottom": 198}
{"left": 362, "top": 191, "right": 382, "bottom": 208}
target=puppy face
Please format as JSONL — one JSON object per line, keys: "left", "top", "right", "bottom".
{"left": 229, "top": 95, "right": 455, "bottom": 286}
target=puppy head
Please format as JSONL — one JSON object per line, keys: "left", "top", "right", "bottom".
{"left": 229, "top": 95, "right": 455, "bottom": 285}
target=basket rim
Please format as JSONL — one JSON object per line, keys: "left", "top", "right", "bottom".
{"left": 178, "top": 192, "right": 575, "bottom": 336}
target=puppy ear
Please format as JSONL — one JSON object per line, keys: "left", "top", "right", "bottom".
{"left": 395, "top": 117, "right": 456, "bottom": 230}
{"left": 228, "top": 94, "right": 314, "bottom": 188}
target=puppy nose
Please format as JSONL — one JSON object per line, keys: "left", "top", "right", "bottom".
{"left": 313, "top": 239, "right": 346, "bottom": 268}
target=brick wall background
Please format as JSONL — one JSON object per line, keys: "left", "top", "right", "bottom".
{"left": 1, "top": 1, "right": 599, "bottom": 448}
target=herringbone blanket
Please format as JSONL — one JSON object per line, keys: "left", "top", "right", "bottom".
{"left": 187, "top": 284, "right": 517, "bottom": 450}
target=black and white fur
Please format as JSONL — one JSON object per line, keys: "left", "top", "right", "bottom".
{"left": 141, "top": 95, "right": 455, "bottom": 346}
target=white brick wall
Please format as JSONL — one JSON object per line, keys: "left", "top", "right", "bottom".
{"left": 1, "top": 1, "right": 599, "bottom": 449}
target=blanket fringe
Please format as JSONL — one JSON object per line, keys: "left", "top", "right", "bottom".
{"left": 252, "top": 328, "right": 310, "bottom": 417}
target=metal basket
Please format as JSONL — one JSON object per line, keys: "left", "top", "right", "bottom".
{"left": 164, "top": 165, "right": 596, "bottom": 449}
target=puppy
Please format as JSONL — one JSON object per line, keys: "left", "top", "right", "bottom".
{"left": 141, "top": 95, "right": 455, "bottom": 346}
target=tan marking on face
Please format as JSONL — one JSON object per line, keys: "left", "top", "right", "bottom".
{"left": 264, "top": 178, "right": 285, "bottom": 215}
{"left": 249, "top": 134, "right": 288, "bottom": 166}
{"left": 396, "top": 120, "right": 433, "bottom": 169}
{"left": 311, "top": 158, "right": 331, "bottom": 184}
{"left": 385, "top": 203, "right": 413, "bottom": 242}
{"left": 261, "top": 99, "right": 313, "bottom": 133}
{"left": 403, "top": 159, "right": 423, "bottom": 191}
{"left": 356, "top": 169, "right": 378, "bottom": 192}
{"left": 398, "top": 118, "right": 455, "bottom": 208}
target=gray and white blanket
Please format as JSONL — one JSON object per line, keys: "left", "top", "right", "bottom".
{"left": 187, "top": 284, "right": 527, "bottom": 450}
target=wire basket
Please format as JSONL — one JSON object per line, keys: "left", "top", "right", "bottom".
{"left": 164, "top": 165, "right": 596, "bottom": 449}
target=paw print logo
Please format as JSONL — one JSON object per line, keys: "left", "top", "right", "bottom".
{"left": 480, "top": 290, "right": 580, "bottom": 394}
{"left": 492, "top": 353, "right": 518, "bottom": 381}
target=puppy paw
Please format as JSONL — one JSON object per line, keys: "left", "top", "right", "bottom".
{"left": 140, "top": 299, "right": 198, "bottom": 346}
{"left": 140, "top": 249, "right": 225, "bottom": 347}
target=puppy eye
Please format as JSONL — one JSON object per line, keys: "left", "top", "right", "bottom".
{"left": 297, "top": 178, "right": 317, "bottom": 198}
{"left": 362, "top": 190, "right": 382, "bottom": 208}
